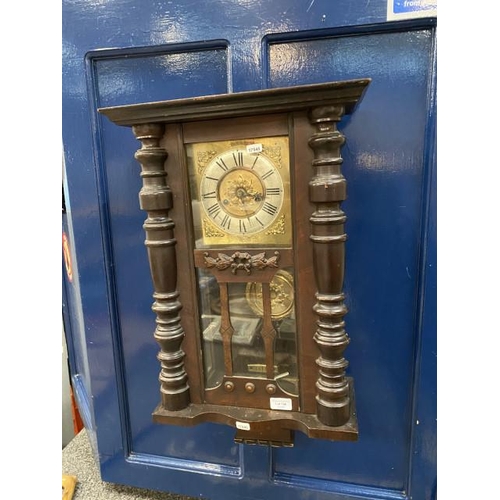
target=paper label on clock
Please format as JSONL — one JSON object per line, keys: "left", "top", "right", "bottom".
{"left": 235, "top": 421, "right": 251, "bottom": 431}
{"left": 270, "top": 397, "right": 292, "bottom": 411}
{"left": 246, "top": 143, "right": 263, "bottom": 154}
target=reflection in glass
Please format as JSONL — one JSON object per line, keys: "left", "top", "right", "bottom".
{"left": 198, "top": 267, "right": 298, "bottom": 396}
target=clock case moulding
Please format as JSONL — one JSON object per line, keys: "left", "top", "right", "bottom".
{"left": 99, "top": 78, "right": 371, "bottom": 447}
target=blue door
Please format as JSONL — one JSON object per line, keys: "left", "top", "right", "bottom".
{"left": 62, "top": 2, "right": 436, "bottom": 499}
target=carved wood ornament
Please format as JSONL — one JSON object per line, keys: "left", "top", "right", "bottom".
{"left": 203, "top": 251, "right": 280, "bottom": 274}
{"left": 132, "top": 123, "right": 190, "bottom": 412}
{"left": 308, "top": 105, "right": 351, "bottom": 426}
{"left": 99, "top": 79, "right": 370, "bottom": 446}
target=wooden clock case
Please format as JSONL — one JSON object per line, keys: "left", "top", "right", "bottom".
{"left": 99, "top": 79, "right": 370, "bottom": 446}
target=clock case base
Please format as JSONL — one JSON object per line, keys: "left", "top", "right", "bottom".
{"left": 152, "top": 377, "right": 358, "bottom": 446}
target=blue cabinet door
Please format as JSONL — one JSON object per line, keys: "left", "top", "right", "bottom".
{"left": 62, "top": 2, "right": 436, "bottom": 499}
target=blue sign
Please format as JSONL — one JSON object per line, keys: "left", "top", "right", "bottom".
{"left": 393, "top": 0, "right": 437, "bottom": 14}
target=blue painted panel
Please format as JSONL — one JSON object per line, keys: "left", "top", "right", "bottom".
{"left": 408, "top": 40, "right": 436, "bottom": 500}
{"left": 268, "top": 29, "right": 433, "bottom": 490}
{"left": 91, "top": 47, "right": 239, "bottom": 465}
{"left": 62, "top": 173, "right": 95, "bottom": 431}
{"left": 93, "top": 46, "right": 229, "bottom": 108}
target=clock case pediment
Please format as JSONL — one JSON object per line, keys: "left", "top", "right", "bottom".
{"left": 99, "top": 79, "right": 370, "bottom": 446}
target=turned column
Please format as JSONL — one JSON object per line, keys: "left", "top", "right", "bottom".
{"left": 132, "top": 123, "right": 190, "bottom": 411}
{"left": 308, "top": 105, "right": 351, "bottom": 426}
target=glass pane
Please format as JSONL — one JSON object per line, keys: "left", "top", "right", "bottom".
{"left": 230, "top": 281, "right": 266, "bottom": 379}
{"left": 198, "top": 269, "right": 223, "bottom": 389}
{"left": 273, "top": 316, "right": 298, "bottom": 396}
{"left": 197, "top": 267, "right": 299, "bottom": 396}
{"left": 245, "top": 268, "right": 298, "bottom": 396}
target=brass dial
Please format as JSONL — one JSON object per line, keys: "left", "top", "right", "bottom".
{"left": 245, "top": 269, "right": 294, "bottom": 320}
{"left": 187, "top": 136, "right": 292, "bottom": 246}
{"left": 199, "top": 148, "right": 284, "bottom": 236}
{"left": 217, "top": 168, "right": 265, "bottom": 218}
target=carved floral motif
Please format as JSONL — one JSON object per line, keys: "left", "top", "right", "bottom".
{"left": 203, "top": 218, "right": 224, "bottom": 237}
{"left": 203, "top": 251, "right": 280, "bottom": 275}
{"left": 262, "top": 145, "right": 282, "bottom": 169}
{"left": 265, "top": 215, "right": 286, "bottom": 235}
{"left": 197, "top": 150, "right": 218, "bottom": 174}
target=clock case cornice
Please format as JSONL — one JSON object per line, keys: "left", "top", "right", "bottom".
{"left": 98, "top": 79, "right": 370, "bottom": 126}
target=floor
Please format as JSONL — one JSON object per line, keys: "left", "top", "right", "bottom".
{"left": 62, "top": 430, "right": 200, "bottom": 500}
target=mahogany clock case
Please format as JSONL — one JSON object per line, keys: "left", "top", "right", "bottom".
{"left": 99, "top": 79, "right": 370, "bottom": 445}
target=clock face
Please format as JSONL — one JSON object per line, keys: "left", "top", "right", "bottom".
{"left": 187, "top": 136, "right": 292, "bottom": 247}
{"left": 199, "top": 148, "right": 284, "bottom": 236}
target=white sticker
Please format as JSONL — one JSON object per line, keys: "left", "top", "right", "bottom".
{"left": 246, "top": 143, "right": 263, "bottom": 154}
{"left": 236, "top": 421, "right": 251, "bottom": 431}
{"left": 270, "top": 397, "right": 292, "bottom": 411}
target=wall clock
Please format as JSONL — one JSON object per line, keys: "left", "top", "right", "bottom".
{"left": 99, "top": 79, "right": 370, "bottom": 446}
